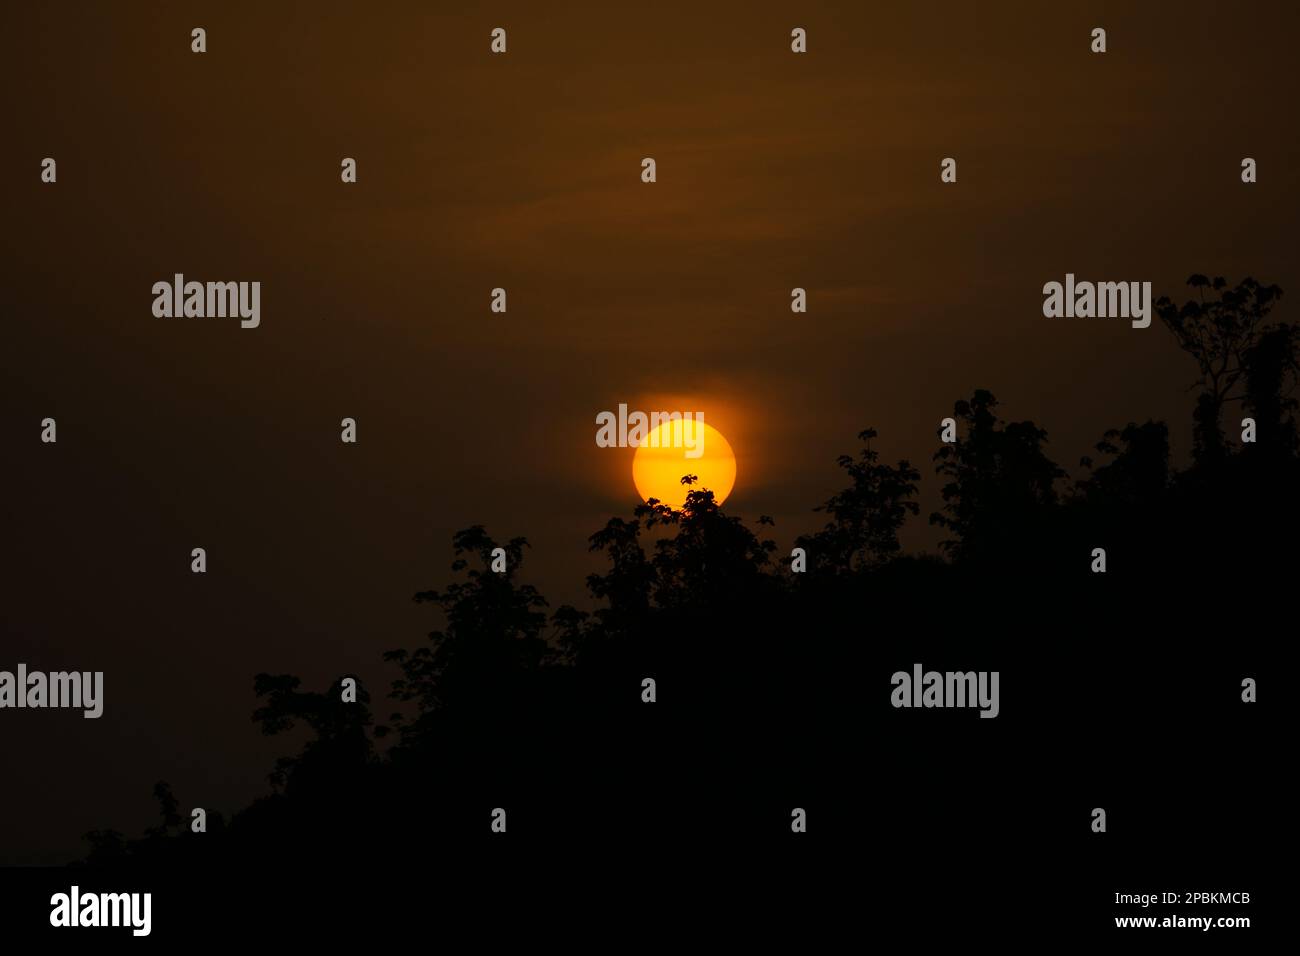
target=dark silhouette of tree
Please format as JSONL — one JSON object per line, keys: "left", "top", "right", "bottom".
{"left": 143, "top": 781, "right": 183, "bottom": 837}
{"left": 251, "top": 674, "right": 374, "bottom": 790}
{"left": 1155, "top": 275, "right": 1285, "bottom": 463}
{"left": 81, "top": 780, "right": 227, "bottom": 866}
{"left": 1077, "top": 421, "right": 1171, "bottom": 509}
{"left": 640, "top": 483, "right": 778, "bottom": 610}
{"left": 930, "top": 389, "right": 1066, "bottom": 565}
{"left": 584, "top": 516, "right": 655, "bottom": 639}
{"left": 796, "top": 428, "right": 920, "bottom": 575}
{"left": 1241, "top": 323, "right": 1300, "bottom": 459}
{"left": 380, "top": 525, "right": 551, "bottom": 757}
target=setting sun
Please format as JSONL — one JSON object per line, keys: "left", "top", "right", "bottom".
{"left": 632, "top": 420, "right": 736, "bottom": 509}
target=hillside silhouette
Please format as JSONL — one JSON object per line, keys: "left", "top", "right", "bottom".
{"left": 75, "top": 275, "right": 1290, "bottom": 875}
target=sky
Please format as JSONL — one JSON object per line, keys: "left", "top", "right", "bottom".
{"left": 2, "top": 0, "right": 1297, "bottom": 863}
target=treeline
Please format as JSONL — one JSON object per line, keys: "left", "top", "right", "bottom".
{"left": 77, "top": 275, "right": 1295, "bottom": 866}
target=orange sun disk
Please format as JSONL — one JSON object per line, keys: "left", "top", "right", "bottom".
{"left": 632, "top": 420, "right": 736, "bottom": 510}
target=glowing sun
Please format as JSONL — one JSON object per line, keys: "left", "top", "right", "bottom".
{"left": 632, "top": 420, "right": 736, "bottom": 510}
